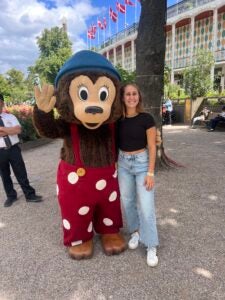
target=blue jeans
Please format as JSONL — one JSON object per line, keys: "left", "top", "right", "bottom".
{"left": 118, "top": 150, "right": 159, "bottom": 248}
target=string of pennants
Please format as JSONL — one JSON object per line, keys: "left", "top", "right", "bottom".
{"left": 87, "top": 0, "right": 140, "bottom": 40}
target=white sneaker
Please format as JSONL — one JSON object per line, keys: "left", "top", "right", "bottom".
{"left": 128, "top": 232, "right": 139, "bottom": 250}
{"left": 147, "top": 247, "right": 158, "bottom": 267}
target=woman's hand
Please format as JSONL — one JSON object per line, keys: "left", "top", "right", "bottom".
{"left": 144, "top": 175, "right": 155, "bottom": 191}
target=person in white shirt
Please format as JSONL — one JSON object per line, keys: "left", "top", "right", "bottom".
{"left": 191, "top": 107, "right": 212, "bottom": 128}
{"left": 164, "top": 98, "right": 173, "bottom": 125}
{"left": 207, "top": 105, "right": 225, "bottom": 132}
{"left": 0, "top": 94, "right": 42, "bottom": 207}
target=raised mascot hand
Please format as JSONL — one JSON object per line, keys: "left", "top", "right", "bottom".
{"left": 34, "top": 84, "right": 56, "bottom": 113}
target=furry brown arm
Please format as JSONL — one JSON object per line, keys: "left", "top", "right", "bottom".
{"left": 33, "top": 105, "right": 69, "bottom": 139}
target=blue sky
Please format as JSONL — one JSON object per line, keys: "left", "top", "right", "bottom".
{"left": 0, "top": 0, "right": 179, "bottom": 74}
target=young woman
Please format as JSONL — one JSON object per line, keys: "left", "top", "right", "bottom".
{"left": 117, "top": 83, "right": 159, "bottom": 267}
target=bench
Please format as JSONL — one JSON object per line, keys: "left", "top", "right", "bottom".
{"left": 202, "top": 112, "right": 225, "bottom": 129}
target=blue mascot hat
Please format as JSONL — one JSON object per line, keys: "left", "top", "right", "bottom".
{"left": 55, "top": 50, "right": 121, "bottom": 87}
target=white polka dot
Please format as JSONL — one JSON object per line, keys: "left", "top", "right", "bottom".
{"left": 103, "top": 218, "right": 113, "bottom": 226}
{"left": 87, "top": 222, "right": 93, "bottom": 232}
{"left": 109, "top": 191, "right": 117, "bottom": 202}
{"left": 96, "top": 179, "right": 107, "bottom": 190}
{"left": 63, "top": 219, "right": 71, "bottom": 230}
{"left": 68, "top": 172, "right": 79, "bottom": 184}
{"left": 112, "top": 170, "right": 117, "bottom": 178}
{"left": 56, "top": 184, "right": 59, "bottom": 196}
{"left": 78, "top": 206, "right": 90, "bottom": 215}
{"left": 71, "top": 240, "right": 82, "bottom": 246}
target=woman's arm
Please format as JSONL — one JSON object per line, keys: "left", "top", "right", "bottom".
{"left": 147, "top": 126, "right": 156, "bottom": 174}
{"left": 144, "top": 126, "right": 156, "bottom": 191}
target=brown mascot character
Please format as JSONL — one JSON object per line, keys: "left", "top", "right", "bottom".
{"left": 33, "top": 50, "right": 126, "bottom": 259}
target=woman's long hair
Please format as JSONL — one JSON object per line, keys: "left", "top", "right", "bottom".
{"left": 120, "top": 83, "right": 144, "bottom": 117}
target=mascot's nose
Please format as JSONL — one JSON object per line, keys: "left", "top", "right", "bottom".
{"left": 85, "top": 106, "right": 103, "bottom": 114}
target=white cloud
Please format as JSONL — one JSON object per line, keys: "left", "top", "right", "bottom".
{"left": 0, "top": 0, "right": 102, "bottom": 75}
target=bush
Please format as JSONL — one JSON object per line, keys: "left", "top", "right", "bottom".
{"left": 165, "top": 83, "right": 189, "bottom": 99}
{"left": 4, "top": 104, "right": 38, "bottom": 142}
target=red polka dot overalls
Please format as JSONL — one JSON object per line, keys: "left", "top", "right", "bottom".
{"left": 57, "top": 123, "right": 123, "bottom": 247}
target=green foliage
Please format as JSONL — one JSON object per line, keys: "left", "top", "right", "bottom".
{"left": 219, "top": 90, "right": 225, "bottom": 96}
{"left": 164, "top": 83, "right": 188, "bottom": 99}
{"left": 33, "top": 27, "right": 73, "bottom": 84}
{"left": 183, "top": 49, "right": 214, "bottom": 99}
{"left": 37, "top": 27, "right": 72, "bottom": 57}
{"left": 34, "top": 47, "right": 72, "bottom": 84}
{"left": 0, "top": 69, "right": 30, "bottom": 104}
{"left": 116, "top": 64, "right": 136, "bottom": 84}
{"left": 6, "top": 69, "right": 24, "bottom": 87}
{"left": 206, "top": 89, "right": 220, "bottom": 97}
{"left": 0, "top": 74, "right": 10, "bottom": 97}
{"left": 164, "top": 64, "right": 171, "bottom": 86}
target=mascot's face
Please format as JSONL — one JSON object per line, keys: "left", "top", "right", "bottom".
{"left": 69, "top": 75, "right": 116, "bottom": 129}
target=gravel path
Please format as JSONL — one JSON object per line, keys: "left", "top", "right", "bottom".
{"left": 0, "top": 126, "right": 224, "bottom": 300}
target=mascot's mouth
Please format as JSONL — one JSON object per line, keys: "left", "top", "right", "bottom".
{"left": 85, "top": 123, "right": 99, "bottom": 127}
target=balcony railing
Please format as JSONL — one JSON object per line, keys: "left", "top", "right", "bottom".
{"left": 166, "top": 50, "right": 225, "bottom": 70}
{"left": 215, "top": 49, "right": 225, "bottom": 62}
{"left": 174, "top": 56, "right": 191, "bottom": 69}
{"left": 167, "top": 0, "right": 216, "bottom": 19}
{"left": 96, "top": 23, "right": 138, "bottom": 52}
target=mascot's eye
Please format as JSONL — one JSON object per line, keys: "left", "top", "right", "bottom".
{"left": 99, "top": 87, "right": 109, "bottom": 101}
{"left": 78, "top": 86, "right": 88, "bottom": 101}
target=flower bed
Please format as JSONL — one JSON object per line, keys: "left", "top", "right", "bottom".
{"left": 4, "top": 104, "right": 39, "bottom": 142}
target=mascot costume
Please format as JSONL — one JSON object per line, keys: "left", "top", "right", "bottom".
{"left": 33, "top": 50, "right": 126, "bottom": 259}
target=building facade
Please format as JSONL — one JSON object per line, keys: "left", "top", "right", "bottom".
{"left": 97, "top": 0, "right": 225, "bottom": 90}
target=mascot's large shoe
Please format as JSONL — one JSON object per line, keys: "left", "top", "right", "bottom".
{"left": 101, "top": 233, "right": 127, "bottom": 255}
{"left": 68, "top": 240, "right": 93, "bottom": 260}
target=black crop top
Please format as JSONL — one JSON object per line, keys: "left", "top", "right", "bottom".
{"left": 117, "top": 112, "right": 155, "bottom": 151}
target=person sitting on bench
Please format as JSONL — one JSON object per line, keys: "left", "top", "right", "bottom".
{"left": 191, "top": 107, "right": 212, "bottom": 129}
{"left": 207, "top": 105, "right": 225, "bottom": 132}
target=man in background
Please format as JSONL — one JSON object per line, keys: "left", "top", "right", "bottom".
{"left": 207, "top": 105, "right": 225, "bottom": 132}
{"left": 0, "top": 94, "right": 42, "bottom": 207}
{"left": 164, "top": 98, "right": 173, "bottom": 125}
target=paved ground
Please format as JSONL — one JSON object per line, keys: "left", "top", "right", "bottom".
{"left": 0, "top": 125, "right": 225, "bottom": 300}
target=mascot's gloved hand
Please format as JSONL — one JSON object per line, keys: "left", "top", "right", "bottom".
{"left": 34, "top": 84, "right": 56, "bottom": 113}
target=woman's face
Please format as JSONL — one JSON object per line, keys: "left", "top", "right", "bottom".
{"left": 123, "top": 85, "right": 139, "bottom": 109}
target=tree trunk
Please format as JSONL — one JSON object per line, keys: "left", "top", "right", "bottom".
{"left": 136, "top": 0, "right": 182, "bottom": 168}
